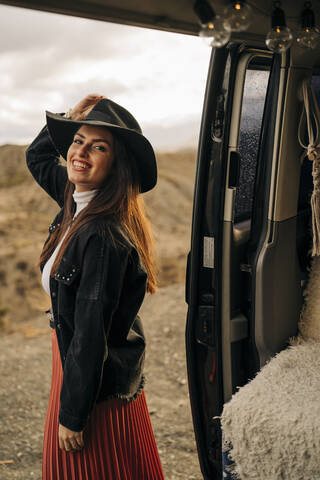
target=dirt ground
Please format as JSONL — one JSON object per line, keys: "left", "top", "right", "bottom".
{"left": 0, "top": 283, "right": 202, "bottom": 480}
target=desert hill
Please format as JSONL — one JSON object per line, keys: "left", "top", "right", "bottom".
{"left": 0, "top": 144, "right": 196, "bottom": 330}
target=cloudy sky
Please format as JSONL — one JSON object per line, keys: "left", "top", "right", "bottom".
{"left": 0, "top": 4, "right": 211, "bottom": 151}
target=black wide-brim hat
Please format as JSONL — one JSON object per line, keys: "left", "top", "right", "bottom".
{"left": 46, "top": 98, "right": 157, "bottom": 193}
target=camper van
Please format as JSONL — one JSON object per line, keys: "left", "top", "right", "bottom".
{"left": 1, "top": 0, "right": 319, "bottom": 478}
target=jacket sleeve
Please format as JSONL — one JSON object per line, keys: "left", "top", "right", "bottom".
{"left": 26, "top": 125, "right": 68, "bottom": 207}
{"left": 58, "top": 233, "right": 130, "bottom": 431}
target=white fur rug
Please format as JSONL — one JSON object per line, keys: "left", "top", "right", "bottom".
{"left": 221, "top": 257, "right": 320, "bottom": 480}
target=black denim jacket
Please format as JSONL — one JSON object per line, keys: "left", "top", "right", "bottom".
{"left": 26, "top": 126, "right": 147, "bottom": 432}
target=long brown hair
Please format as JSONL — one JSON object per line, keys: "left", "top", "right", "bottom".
{"left": 40, "top": 125, "right": 157, "bottom": 294}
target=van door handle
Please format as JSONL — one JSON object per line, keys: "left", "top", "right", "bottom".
{"left": 230, "top": 313, "right": 248, "bottom": 342}
{"left": 228, "top": 151, "right": 241, "bottom": 188}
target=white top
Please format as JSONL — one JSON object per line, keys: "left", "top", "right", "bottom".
{"left": 41, "top": 189, "right": 98, "bottom": 296}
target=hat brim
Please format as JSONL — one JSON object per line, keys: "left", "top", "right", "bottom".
{"left": 46, "top": 111, "right": 157, "bottom": 193}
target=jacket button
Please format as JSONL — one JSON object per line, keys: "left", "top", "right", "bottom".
{"left": 57, "top": 323, "right": 62, "bottom": 329}
{"left": 52, "top": 292, "right": 56, "bottom": 298}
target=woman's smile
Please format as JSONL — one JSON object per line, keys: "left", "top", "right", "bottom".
{"left": 71, "top": 159, "right": 91, "bottom": 171}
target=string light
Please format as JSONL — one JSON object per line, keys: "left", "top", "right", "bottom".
{"left": 297, "top": 2, "right": 320, "bottom": 49}
{"left": 193, "top": 1, "right": 320, "bottom": 50}
{"left": 223, "top": 0, "right": 253, "bottom": 32}
{"left": 265, "top": 1, "right": 293, "bottom": 53}
{"left": 193, "top": 0, "right": 231, "bottom": 48}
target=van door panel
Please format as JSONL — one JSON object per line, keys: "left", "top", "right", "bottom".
{"left": 252, "top": 59, "right": 312, "bottom": 367}
{"left": 186, "top": 45, "right": 236, "bottom": 480}
{"left": 254, "top": 218, "right": 302, "bottom": 365}
{"left": 186, "top": 47, "right": 276, "bottom": 479}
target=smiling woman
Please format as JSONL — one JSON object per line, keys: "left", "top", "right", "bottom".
{"left": 67, "top": 126, "right": 115, "bottom": 192}
{"left": 26, "top": 94, "right": 164, "bottom": 480}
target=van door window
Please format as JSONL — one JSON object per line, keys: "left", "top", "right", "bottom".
{"left": 228, "top": 56, "right": 271, "bottom": 395}
{"left": 235, "top": 63, "right": 270, "bottom": 224}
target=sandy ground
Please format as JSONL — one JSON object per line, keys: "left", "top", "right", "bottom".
{"left": 0, "top": 283, "right": 202, "bottom": 480}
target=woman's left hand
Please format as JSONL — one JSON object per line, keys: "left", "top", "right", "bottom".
{"left": 58, "top": 423, "right": 84, "bottom": 452}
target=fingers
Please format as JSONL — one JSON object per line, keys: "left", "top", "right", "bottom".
{"left": 61, "top": 435, "right": 82, "bottom": 452}
{"left": 58, "top": 424, "right": 84, "bottom": 452}
{"left": 87, "top": 93, "right": 103, "bottom": 100}
{"left": 80, "top": 93, "right": 103, "bottom": 105}
{"left": 69, "top": 94, "right": 104, "bottom": 120}
{"left": 68, "top": 437, "right": 81, "bottom": 451}
{"left": 75, "top": 431, "right": 84, "bottom": 449}
{"left": 85, "top": 94, "right": 104, "bottom": 106}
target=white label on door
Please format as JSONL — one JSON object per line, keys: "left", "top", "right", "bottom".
{"left": 203, "top": 236, "right": 215, "bottom": 269}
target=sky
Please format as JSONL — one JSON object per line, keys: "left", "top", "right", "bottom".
{"left": 0, "top": 4, "right": 211, "bottom": 151}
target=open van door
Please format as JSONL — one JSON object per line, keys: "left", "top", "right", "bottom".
{"left": 185, "top": 45, "right": 310, "bottom": 479}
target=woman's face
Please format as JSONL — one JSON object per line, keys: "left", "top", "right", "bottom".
{"left": 67, "top": 125, "right": 114, "bottom": 192}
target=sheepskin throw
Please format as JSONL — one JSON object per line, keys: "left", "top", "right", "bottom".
{"left": 299, "top": 256, "right": 320, "bottom": 341}
{"left": 221, "top": 257, "right": 320, "bottom": 480}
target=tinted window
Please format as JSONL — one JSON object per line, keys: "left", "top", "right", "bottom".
{"left": 234, "top": 62, "right": 270, "bottom": 222}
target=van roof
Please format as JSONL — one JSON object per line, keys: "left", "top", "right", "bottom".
{"left": 1, "top": 0, "right": 320, "bottom": 63}
{"left": 0, "top": 0, "right": 312, "bottom": 37}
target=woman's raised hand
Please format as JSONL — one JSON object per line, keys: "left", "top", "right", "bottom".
{"left": 58, "top": 423, "right": 84, "bottom": 452}
{"left": 68, "top": 94, "right": 104, "bottom": 120}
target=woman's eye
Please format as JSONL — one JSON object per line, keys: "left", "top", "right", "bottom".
{"left": 74, "top": 138, "right": 82, "bottom": 144}
{"left": 94, "top": 145, "right": 106, "bottom": 152}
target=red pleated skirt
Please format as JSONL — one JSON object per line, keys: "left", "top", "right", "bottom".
{"left": 42, "top": 331, "right": 165, "bottom": 480}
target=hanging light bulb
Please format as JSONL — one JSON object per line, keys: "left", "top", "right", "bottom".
{"left": 297, "top": 2, "right": 320, "bottom": 49}
{"left": 265, "top": 2, "right": 293, "bottom": 53}
{"left": 223, "top": 0, "right": 253, "bottom": 32}
{"left": 194, "top": 0, "right": 231, "bottom": 48}
{"left": 199, "top": 17, "right": 232, "bottom": 47}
